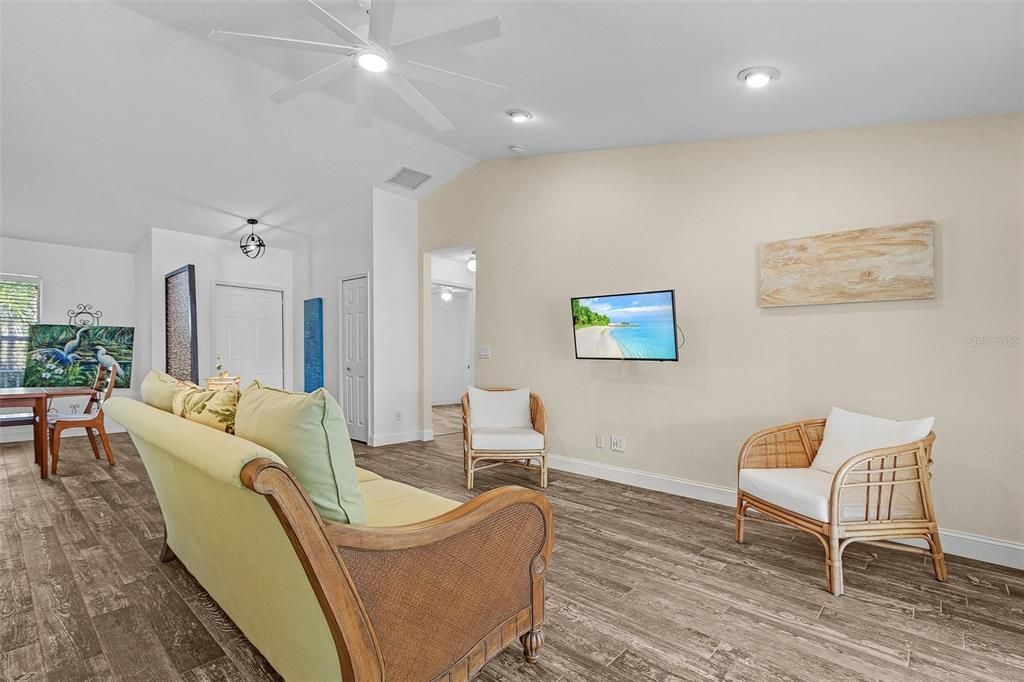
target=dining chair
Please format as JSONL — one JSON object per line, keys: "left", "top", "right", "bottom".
{"left": 49, "top": 365, "right": 118, "bottom": 474}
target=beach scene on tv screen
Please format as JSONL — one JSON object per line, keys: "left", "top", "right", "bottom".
{"left": 572, "top": 291, "right": 676, "bottom": 360}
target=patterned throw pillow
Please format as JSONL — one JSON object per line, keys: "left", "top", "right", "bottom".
{"left": 172, "top": 384, "right": 240, "bottom": 434}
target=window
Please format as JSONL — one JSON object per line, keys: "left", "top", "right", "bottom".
{"left": 0, "top": 274, "right": 41, "bottom": 388}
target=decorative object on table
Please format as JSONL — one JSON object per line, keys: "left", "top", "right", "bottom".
{"left": 736, "top": 408, "right": 944, "bottom": 596}
{"left": 24, "top": 324, "right": 134, "bottom": 388}
{"left": 239, "top": 218, "right": 266, "bottom": 259}
{"left": 48, "top": 364, "right": 119, "bottom": 475}
{"left": 65, "top": 303, "right": 103, "bottom": 326}
{"left": 759, "top": 221, "right": 935, "bottom": 307}
{"left": 165, "top": 264, "right": 199, "bottom": 384}
{"left": 462, "top": 387, "right": 548, "bottom": 489}
{"left": 303, "top": 297, "right": 324, "bottom": 392}
{"left": 206, "top": 375, "right": 241, "bottom": 391}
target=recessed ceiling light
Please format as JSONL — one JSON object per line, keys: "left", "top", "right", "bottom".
{"left": 506, "top": 109, "right": 533, "bottom": 123}
{"left": 508, "top": 145, "right": 526, "bottom": 154}
{"left": 737, "top": 66, "right": 780, "bottom": 89}
{"left": 357, "top": 50, "right": 389, "bottom": 73}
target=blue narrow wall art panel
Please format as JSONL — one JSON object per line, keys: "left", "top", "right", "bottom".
{"left": 303, "top": 297, "right": 324, "bottom": 392}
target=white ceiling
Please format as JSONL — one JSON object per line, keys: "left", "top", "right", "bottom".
{"left": 120, "top": 0, "right": 1022, "bottom": 159}
{"left": 0, "top": 0, "right": 475, "bottom": 252}
{"left": 2, "top": 1, "right": 1021, "bottom": 253}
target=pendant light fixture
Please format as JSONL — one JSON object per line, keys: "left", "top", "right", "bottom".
{"left": 240, "top": 218, "right": 266, "bottom": 259}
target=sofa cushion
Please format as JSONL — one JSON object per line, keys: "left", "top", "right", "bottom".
{"left": 356, "top": 467, "right": 383, "bottom": 483}
{"left": 140, "top": 369, "right": 181, "bottom": 412}
{"left": 468, "top": 387, "right": 532, "bottom": 428}
{"left": 359, "top": 479, "right": 460, "bottom": 527}
{"left": 235, "top": 382, "right": 366, "bottom": 525}
{"left": 739, "top": 468, "right": 834, "bottom": 522}
{"left": 812, "top": 407, "right": 934, "bottom": 474}
{"left": 172, "top": 384, "right": 240, "bottom": 434}
{"left": 471, "top": 427, "right": 544, "bottom": 451}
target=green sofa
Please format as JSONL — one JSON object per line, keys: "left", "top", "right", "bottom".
{"left": 105, "top": 397, "right": 553, "bottom": 681}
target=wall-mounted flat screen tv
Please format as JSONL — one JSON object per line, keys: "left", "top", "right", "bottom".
{"left": 571, "top": 290, "right": 678, "bottom": 361}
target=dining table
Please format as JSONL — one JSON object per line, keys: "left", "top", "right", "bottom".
{"left": 0, "top": 386, "right": 100, "bottom": 478}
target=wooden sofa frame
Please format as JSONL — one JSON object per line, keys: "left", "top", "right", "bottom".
{"left": 462, "top": 389, "right": 548, "bottom": 490}
{"left": 736, "top": 418, "right": 946, "bottom": 596}
{"left": 166, "top": 458, "right": 554, "bottom": 681}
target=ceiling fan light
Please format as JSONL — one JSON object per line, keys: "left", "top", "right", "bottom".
{"left": 440, "top": 289, "right": 453, "bottom": 303}
{"left": 357, "top": 50, "right": 390, "bottom": 73}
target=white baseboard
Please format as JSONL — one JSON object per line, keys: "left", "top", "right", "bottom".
{"left": 419, "top": 429, "right": 434, "bottom": 441}
{"left": 0, "top": 422, "right": 126, "bottom": 444}
{"left": 367, "top": 431, "right": 422, "bottom": 447}
{"left": 547, "top": 454, "right": 735, "bottom": 507}
{"left": 546, "top": 454, "right": 1024, "bottom": 570}
{"left": 431, "top": 399, "right": 462, "bottom": 407}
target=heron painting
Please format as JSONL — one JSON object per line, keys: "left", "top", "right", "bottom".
{"left": 23, "top": 324, "right": 134, "bottom": 388}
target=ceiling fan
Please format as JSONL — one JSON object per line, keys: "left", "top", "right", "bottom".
{"left": 210, "top": 0, "right": 509, "bottom": 131}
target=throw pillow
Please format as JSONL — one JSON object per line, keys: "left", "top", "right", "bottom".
{"left": 468, "top": 387, "right": 532, "bottom": 429}
{"left": 172, "top": 384, "right": 240, "bottom": 434}
{"left": 811, "top": 407, "right": 934, "bottom": 474}
{"left": 234, "top": 381, "right": 366, "bottom": 525}
{"left": 140, "top": 369, "right": 181, "bottom": 412}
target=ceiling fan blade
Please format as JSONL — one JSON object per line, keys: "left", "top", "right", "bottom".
{"left": 208, "top": 30, "right": 359, "bottom": 56}
{"left": 270, "top": 57, "right": 354, "bottom": 103}
{"left": 288, "top": 0, "right": 370, "bottom": 48}
{"left": 391, "top": 16, "right": 501, "bottom": 60}
{"left": 396, "top": 60, "right": 508, "bottom": 99}
{"left": 367, "top": 0, "right": 396, "bottom": 49}
{"left": 354, "top": 70, "right": 375, "bottom": 127}
{"left": 380, "top": 72, "right": 454, "bottom": 131}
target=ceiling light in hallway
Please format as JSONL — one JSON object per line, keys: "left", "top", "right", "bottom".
{"left": 507, "top": 109, "right": 533, "bottom": 123}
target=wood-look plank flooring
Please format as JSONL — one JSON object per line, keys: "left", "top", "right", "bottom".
{"left": 1, "top": 432, "right": 1022, "bottom": 681}
{"left": 432, "top": 404, "right": 462, "bottom": 436}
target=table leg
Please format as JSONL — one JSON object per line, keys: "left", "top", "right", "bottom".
{"left": 34, "top": 397, "right": 48, "bottom": 479}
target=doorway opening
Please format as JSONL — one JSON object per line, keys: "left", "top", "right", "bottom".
{"left": 427, "top": 246, "right": 475, "bottom": 437}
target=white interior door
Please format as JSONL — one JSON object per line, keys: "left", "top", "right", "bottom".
{"left": 341, "top": 277, "right": 369, "bottom": 442}
{"left": 213, "top": 284, "right": 284, "bottom": 388}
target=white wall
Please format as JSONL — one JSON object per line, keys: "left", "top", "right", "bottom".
{"left": 0, "top": 237, "right": 136, "bottom": 438}
{"left": 308, "top": 194, "right": 372, "bottom": 399}
{"left": 431, "top": 290, "right": 472, "bottom": 405}
{"left": 420, "top": 115, "right": 1024, "bottom": 551}
{"left": 371, "top": 188, "right": 421, "bottom": 444}
{"left": 139, "top": 228, "right": 295, "bottom": 390}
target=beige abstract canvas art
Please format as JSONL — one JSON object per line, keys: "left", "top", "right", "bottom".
{"left": 759, "top": 221, "right": 935, "bottom": 307}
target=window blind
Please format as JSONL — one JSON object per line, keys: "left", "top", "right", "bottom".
{"left": 0, "top": 274, "right": 41, "bottom": 388}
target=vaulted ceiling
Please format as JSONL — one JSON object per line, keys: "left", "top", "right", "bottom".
{"left": 2, "top": 1, "right": 1021, "bottom": 252}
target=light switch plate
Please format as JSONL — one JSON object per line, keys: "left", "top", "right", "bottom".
{"left": 610, "top": 435, "right": 625, "bottom": 452}
{"left": 478, "top": 346, "right": 492, "bottom": 359}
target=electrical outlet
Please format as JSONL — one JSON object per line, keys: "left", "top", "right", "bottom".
{"left": 595, "top": 434, "right": 605, "bottom": 449}
{"left": 478, "top": 345, "right": 492, "bottom": 359}
{"left": 610, "top": 435, "right": 625, "bottom": 452}
{"left": 395, "top": 410, "right": 403, "bottom": 422}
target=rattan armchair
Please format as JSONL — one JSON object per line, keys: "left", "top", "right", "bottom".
{"left": 462, "top": 388, "right": 548, "bottom": 490}
{"left": 736, "top": 419, "right": 946, "bottom": 596}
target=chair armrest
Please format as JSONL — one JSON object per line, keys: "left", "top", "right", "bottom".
{"left": 829, "top": 432, "right": 936, "bottom": 525}
{"left": 531, "top": 394, "right": 548, "bottom": 439}
{"left": 738, "top": 419, "right": 825, "bottom": 471}
{"left": 326, "top": 487, "right": 553, "bottom": 680}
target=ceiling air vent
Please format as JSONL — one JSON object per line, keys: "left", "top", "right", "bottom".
{"left": 385, "top": 167, "right": 432, "bottom": 191}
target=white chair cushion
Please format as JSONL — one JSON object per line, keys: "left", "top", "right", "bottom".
{"left": 471, "top": 427, "right": 544, "bottom": 452}
{"left": 48, "top": 413, "right": 94, "bottom": 423}
{"left": 739, "top": 468, "right": 834, "bottom": 522}
{"left": 467, "top": 387, "right": 532, "bottom": 429}
{"left": 811, "top": 407, "right": 934, "bottom": 474}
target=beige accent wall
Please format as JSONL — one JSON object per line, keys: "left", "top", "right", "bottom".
{"left": 419, "top": 115, "right": 1024, "bottom": 544}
